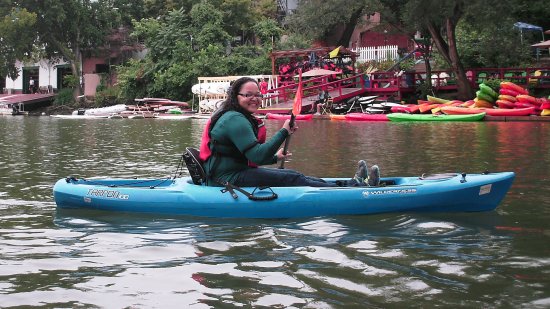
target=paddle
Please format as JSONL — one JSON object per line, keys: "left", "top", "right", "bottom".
{"left": 279, "top": 69, "right": 303, "bottom": 169}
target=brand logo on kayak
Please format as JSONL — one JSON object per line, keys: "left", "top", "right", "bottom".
{"left": 479, "top": 184, "right": 492, "bottom": 195}
{"left": 86, "top": 189, "right": 129, "bottom": 200}
{"left": 362, "top": 188, "right": 417, "bottom": 197}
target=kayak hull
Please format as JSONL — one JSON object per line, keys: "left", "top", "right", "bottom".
{"left": 387, "top": 113, "right": 485, "bottom": 122}
{"left": 53, "top": 172, "right": 515, "bottom": 219}
{"left": 441, "top": 106, "right": 535, "bottom": 116}
{"left": 344, "top": 113, "right": 389, "bottom": 121}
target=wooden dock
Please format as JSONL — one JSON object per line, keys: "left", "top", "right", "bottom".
{"left": 0, "top": 93, "right": 56, "bottom": 112}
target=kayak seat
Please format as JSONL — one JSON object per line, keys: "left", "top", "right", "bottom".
{"left": 183, "top": 147, "right": 207, "bottom": 185}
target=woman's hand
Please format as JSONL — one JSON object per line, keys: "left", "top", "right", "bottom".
{"left": 276, "top": 148, "right": 292, "bottom": 161}
{"left": 282, "top": 119, "right": 298, "bottom": 135}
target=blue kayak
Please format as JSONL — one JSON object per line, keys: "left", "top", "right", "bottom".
{"left": 53, "top": 172, "right": 515, "bottom": 219}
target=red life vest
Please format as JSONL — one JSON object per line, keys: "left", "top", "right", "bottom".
{"left": 199, "top": 116, "right": 266, "bottom": 168}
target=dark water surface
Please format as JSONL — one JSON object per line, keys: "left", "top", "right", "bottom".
{"left": 0, "top": 116, "right": 549, "bottom": 308}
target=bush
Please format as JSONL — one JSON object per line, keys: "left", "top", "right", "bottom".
{"left": 54, "top": 88, "right": 75, "bottom": 106}
{"left": 94, "top": 86, "right": 121, "bottom": 107}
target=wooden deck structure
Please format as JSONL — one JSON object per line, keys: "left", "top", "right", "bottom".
{"left": 0, "top": 93, "right": 56, "bottom": 112}
{"left": 259, "top": 66, "right": 550, "bottom": 113}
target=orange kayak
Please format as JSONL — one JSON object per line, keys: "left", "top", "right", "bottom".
{"left": 329, "top": 114, "right": 347, "bottom": 121}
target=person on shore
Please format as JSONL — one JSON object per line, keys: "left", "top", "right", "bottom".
{"left": 259, "top": 78, "right": 268, "bottom": 96}
{"left": 199, "top": 76, "right": 380, "bottom": 187}
{"left": 29, "top": 77, "right": 35, "bottom": 94}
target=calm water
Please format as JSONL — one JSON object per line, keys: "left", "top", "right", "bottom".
{"left": 0, "top": 116, "right": 549, "bottom": 308}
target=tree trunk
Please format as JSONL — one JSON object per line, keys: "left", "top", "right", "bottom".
{"left": 424, "top": 52, "right": 432, "bottom": 89}
{"left": 337, "top": 8, "right": 364, "bottom": 46}
{"left": 427, "top": 20, "right": 473, "bottom": 100}
{"left": 70, "top": 45, "right": 83, "bottom": 100}
{"left": 445, "top": 18, "right": 473, "bottom": 100}
{"left": 47, "top": 32, "right": 83, "bottom": 100}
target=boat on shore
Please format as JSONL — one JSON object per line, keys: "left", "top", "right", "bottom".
{"left": 0, "top": 102, "right": 28, "bottom": 116}
{"left": 72, "top": 104, "right": 128, "bottom": 116}
{"left": 53, "top": 171, "right": 514, "bottom": 219}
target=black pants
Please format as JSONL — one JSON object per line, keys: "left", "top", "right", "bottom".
{"left": 234, "top": 167, "right": 338, "bottom": 187}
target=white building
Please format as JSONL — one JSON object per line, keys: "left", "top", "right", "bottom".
{"left": 3, "top": 58, "right": 69, "bottom": 94}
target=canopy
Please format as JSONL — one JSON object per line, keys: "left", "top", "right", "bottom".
{"left": 514, "top": 22, "right": 545, "bottom": 43}
{"left": 514, "top": 22, "right": 543, "bottom": 31}
{"left": 296, "top": 68, "right": 341, "bottom": 78}
{"left": 532, "top": 40, "right": 550, "bottom": 48}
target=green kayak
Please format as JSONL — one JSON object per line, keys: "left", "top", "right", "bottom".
{"left": 387, "top": 112, "right": 485, "bottom": 122}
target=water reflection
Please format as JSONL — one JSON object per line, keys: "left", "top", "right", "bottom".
{"left": 0, "top": 117, "right": 549, "bottom": 307}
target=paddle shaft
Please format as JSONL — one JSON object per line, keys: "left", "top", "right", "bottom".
{"left": 278, "top": 114, "right": 296, "bottom": 169}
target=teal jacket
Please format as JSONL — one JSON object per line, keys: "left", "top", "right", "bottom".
{"left": 203, "top": 111, "right": 289, "bottom": 184}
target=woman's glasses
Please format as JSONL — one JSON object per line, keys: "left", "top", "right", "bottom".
{"left": 238, "top": 93, "right": 263, "bottom": 99}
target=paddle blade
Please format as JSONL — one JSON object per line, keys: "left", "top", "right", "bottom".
{"left": 292, "top": 70, "right": 303, "bottom": 116}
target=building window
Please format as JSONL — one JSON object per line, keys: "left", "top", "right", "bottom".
{"left": 95, "top": 64, "right": 109, "bottom": 74}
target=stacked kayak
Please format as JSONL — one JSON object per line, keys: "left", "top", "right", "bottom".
{"left": 387, "top": 112, "right": 485, "bottom": 122}
{"left": 53, "top": 172, "right": 515, "bottom": 219}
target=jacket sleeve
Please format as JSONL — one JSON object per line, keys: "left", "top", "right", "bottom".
{"left": 224, "top": 113, "right": 288, "bottom": 165}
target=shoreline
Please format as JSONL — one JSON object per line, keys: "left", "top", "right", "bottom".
{"left": 15, "top": 112, "right": 550, "bottom": 122}
{"left": 309, "top": 114, "right": 550, "bottom": 122}
{"left": 16, "top": 104, "right": 550, "bottom": 122}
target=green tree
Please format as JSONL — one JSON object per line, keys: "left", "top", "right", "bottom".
{"left": 398, "top": 0, "right": 476, "bottom": 99}
{"left": 253, "top": 18, "right": 283, "bottom": 48}
{"left": 142, "top": 0, "right": 197, "bottom": 19}
{"left": 509, "top": 0, "right": 550, "bottom": 31}
{"left": 384, "top": 0, "right": 549, "bottom": 99}
{"left": 117, "top": 2, "right": 272, "bottom": 103}
{"left": 11, "top": 0, "right": 118, "bottom": 98}
{"left": 112, "top": 0, "right": 146, "bottom": 26}
{"left": 285, "top": 0, "right": 378, "bottom": 46}
{"left": 0, "top": 6, "right": 36, "bottom": 79}
{"left": 456, "top": 20, "right": 532, "bottom": 68}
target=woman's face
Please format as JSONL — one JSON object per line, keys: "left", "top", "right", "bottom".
{"left": 237, "top": 81, "right": 263, "bottom": 113}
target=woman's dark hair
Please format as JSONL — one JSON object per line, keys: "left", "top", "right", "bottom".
{"left": 209, "top": 77, "right": 259, "bottom": 135}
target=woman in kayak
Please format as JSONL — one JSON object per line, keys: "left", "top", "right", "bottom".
{"left": 199, "top": 76, "right": 380, "bottom": 187}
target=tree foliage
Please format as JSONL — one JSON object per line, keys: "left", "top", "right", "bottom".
{"left": 3, "top": 0, "right": 549, "bottom": 104}
{"left": 285, "top": 0, "right": 378, "bottom": 46}
{"left": 116, "top": 3, "right": 272, "bottom": 102}
{"left": 0, "top": 6, "right": 36, "bottom": 79}
{"left": 455, "top": 20, "right": 532, "bottom": 68}
{"left": 4, "top": 0, "right": 119, "bottom": 98}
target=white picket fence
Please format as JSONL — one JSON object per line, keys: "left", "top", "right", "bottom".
{"left": 352, "top": 45, "right": 399, "bottom": 63}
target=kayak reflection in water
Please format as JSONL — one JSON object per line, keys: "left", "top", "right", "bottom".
{"left": 198, "top": 77, "right": 380, "bottom": 188}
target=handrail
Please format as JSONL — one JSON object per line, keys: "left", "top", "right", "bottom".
{"left": 261, "top": 66, "right": 550, "bottom": 107}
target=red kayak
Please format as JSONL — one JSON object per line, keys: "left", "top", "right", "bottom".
{"left": 344, "top": 113, "right": 389, "bottom": 121}
{"left": 265, "top": 113, "right": 314, "bottom": 120}
{"left": 441, "top": 106, "right": 536, "bottom": 116}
